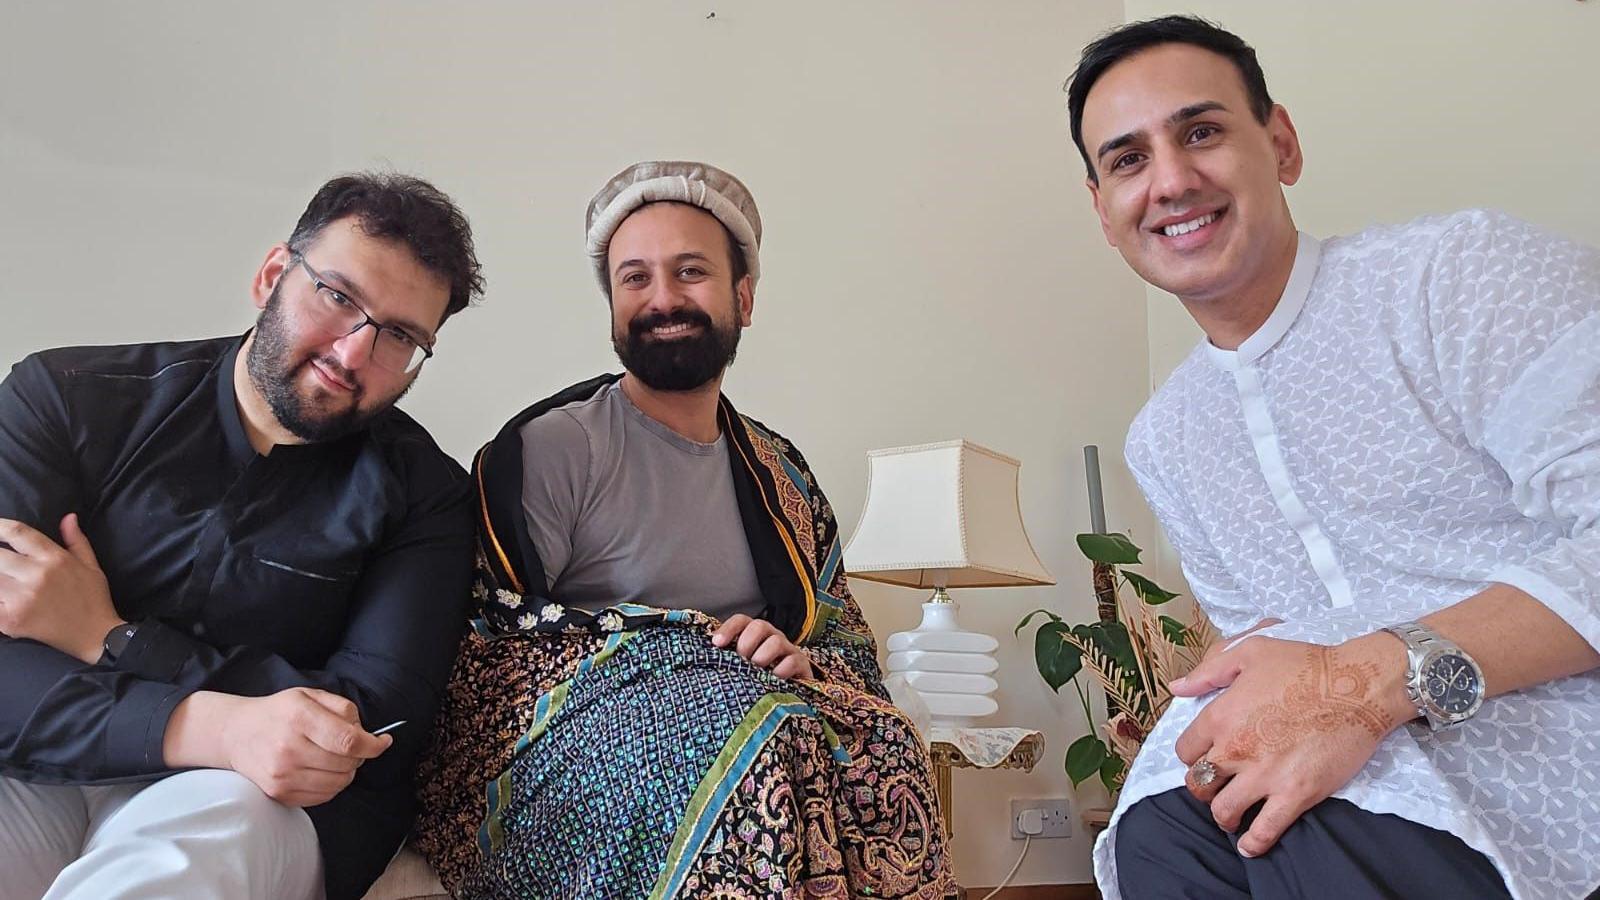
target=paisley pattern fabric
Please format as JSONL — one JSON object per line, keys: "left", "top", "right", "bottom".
{"left": 414, "top": 377, "right": 955, "bottom": 898}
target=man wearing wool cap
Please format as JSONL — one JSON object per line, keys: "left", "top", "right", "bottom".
{"left": 413, "top": 161, "right": 958, "bottom": 898}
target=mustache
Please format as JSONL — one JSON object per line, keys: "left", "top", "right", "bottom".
{"left": 304, "top": 355, "right": 362, "bottom": 395}
{"left": 629, "top": 308, "right": 714, "bottom": 336}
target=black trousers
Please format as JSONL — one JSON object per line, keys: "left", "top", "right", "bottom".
{"left": 1114, "top": 788, "right": 1512, "bottom": 899}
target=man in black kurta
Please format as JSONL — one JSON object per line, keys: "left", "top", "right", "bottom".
{"left": 0, "top": 173, "right": 483, "bottom": 900}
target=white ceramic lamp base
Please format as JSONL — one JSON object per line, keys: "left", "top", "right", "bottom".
{"left": 884, "top": 599, "right": 999, "bottom": 727}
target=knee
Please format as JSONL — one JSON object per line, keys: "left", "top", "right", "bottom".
{"left": 156, "top": 770, "right": 317, "bottom": 851}
{"left": 1114, "top": 796, "right": 1182, "bottom": 899}
{"left": 1115, "top": 789, "right": 1209, "bottom": 866}
{"left": 1115, "top": 794, "right": 1175, "bottom": 864}
{"left": 170, "top": 769, "right": 281, "bottom": 815}
{"left": 1114, "top": 788, "right": 1239, "bottom": 899}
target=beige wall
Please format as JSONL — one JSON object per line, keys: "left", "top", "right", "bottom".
{"left": 1, "top": 1, "right": 1152, "bottom": 887}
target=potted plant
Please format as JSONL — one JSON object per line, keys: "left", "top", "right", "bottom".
{"left": 1017, "top": 532, "right": 1214, "bottom": 796}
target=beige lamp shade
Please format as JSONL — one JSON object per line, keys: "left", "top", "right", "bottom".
{"left": 844, "top": 440, "right": 1055, "bottom": 589}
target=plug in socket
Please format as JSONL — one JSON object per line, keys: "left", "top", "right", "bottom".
{"left": 1010, "top": 798, "right": 1072, "bottom": 839}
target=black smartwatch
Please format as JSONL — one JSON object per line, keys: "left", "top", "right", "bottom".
{"left": 100, "top": 621, "right": 140, "bottom": 665}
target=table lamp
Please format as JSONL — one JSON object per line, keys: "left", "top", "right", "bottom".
{"left": 844, "top": 440, "right": 1054, "bottom": 726}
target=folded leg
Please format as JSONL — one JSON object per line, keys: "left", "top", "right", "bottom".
{"left": 0, "top": 775, "right": 95, "bottom": 900}
{"left": 1116, "top": 788, "right": 1509, "bottom": 900}
{"left": 46, "top": 769, "right": 322, "bottom": 900}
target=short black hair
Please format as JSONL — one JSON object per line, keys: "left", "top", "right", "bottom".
{"left": 600, "top": 202, "right": 748, "bottom": 303}
{"left": 1066, "top": 15, "right": 1275, "bottom": 182}
{"left": 288, "top": 172, "right": 485, "bottom": 321}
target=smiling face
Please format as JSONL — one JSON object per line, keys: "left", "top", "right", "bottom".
{"left": 1080, "top": 42, "right": 1303, "bottom": 307}
{"left": 245, "top": 216, "right": 449, "bottom": 442}
{"left": 606, "top": 202, "right": 753, "bottom": 392}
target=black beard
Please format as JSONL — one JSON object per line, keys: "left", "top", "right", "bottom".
{"left": 612, "top": 308, "right": 741, "bottom": 392}
{"left": 245, "top": 285, "right": 389, "bottom": 443}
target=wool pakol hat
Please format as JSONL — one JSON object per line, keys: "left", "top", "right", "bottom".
{"left": 585, "top": 160, "right": 762, "bottom": 290}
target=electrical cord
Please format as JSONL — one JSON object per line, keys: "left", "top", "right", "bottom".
{"left": 978, "top": 835, "right": 1032, "bottom": 900}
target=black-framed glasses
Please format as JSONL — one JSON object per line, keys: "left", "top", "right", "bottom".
{"left": 293, "top": 255, "right": 436, "bottom": 374}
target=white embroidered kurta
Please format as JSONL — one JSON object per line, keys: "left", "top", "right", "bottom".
{"left": 1093, "top": 210, "right": 1600, "bottom": 900}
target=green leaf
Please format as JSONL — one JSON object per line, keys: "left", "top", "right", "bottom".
{"left": 1034, "top": 622, "right": 1083, "bottom": 690}
{"left": 1076, "top": 532, "right": 1142, "bottom": 565}
{"left": 1160, "top": 615, "right": 1192, "bottom": 646}
{"left": 1083, "top": 621, "right": 1147, "bottom": 712}
{"left": 1085, "top": 621, "right": 1138, "bottom": 677}
{"left": 1014, "top": 608, "right": 1062, "bottom": 637}
{"left": 1066, "top": 734, "right": 1109, "bottom": 787}
{"left": 1098, "top": 753, "right": 1126, "bottom": 793}
{"left": 1123, "top": 570, "right": 1179, "bottom": 605}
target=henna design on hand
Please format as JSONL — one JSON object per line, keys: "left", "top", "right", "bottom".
{"left": 1224, "top": 647, "right": 1397, "bottom": 761}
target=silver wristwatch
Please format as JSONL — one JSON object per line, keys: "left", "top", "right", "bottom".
{"left": 1382, "top": 622, "right": 1484, "bottom": 730}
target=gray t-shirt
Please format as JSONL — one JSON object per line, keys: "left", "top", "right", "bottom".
{"left": 518, "top": 382, "right": 766, "bottom": 619}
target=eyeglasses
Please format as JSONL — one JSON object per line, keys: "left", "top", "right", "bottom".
{"left": 293, "top": 255, "right": 436, "bottom": 374}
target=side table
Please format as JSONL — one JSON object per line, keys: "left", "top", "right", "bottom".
{"left": 926, "top": 726, "right": 1044, "bottom": 838}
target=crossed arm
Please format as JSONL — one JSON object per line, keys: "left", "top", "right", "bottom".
{"left": 0, "top": 357, "right": 473, "bottom": 810}
{"left": 0, "top": 512, "right": 466, "bottom": 807}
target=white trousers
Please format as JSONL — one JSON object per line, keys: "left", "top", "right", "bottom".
{"left": 0, "top": 769, "right": 323, "bottom": 900}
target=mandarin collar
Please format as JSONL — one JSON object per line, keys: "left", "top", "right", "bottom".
{"left": 214, "top": 332, "right": 256, "bottom": 466}
{"left": 1204, "top": 231, "right": 1322, "bottom": 371}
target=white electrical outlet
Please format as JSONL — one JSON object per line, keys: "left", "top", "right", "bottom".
{"left": 1010, "top": 798, "right": 1072, "bottom": 839}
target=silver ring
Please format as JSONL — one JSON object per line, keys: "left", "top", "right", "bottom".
{"left": 1189, "top": 757, "right": 1218, "bottom": 787}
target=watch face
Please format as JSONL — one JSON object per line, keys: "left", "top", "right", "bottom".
{"left": 1422, "top": 653, "right": 1481, "bottom": 716}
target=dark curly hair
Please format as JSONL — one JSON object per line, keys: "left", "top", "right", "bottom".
{"left": 288, "top": 172, "right": 485, "bottom": 321}
{"left": 1066, "top": 16, "right": 1274, "bottom": 183}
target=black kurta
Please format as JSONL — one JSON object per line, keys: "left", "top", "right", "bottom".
{"left": 0, "top": 334, "right": 474, "bottom": 900}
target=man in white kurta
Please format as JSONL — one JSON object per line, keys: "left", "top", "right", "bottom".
{"left": 1107, "top": 212, "right": 1600, "bottom": 899}
{"left": 1065, "top": 16, "right": 1599, "bottom": 900}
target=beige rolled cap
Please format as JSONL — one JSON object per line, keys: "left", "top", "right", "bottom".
{"left": 585, "top": 160, "right": 762, "bottom": 291}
